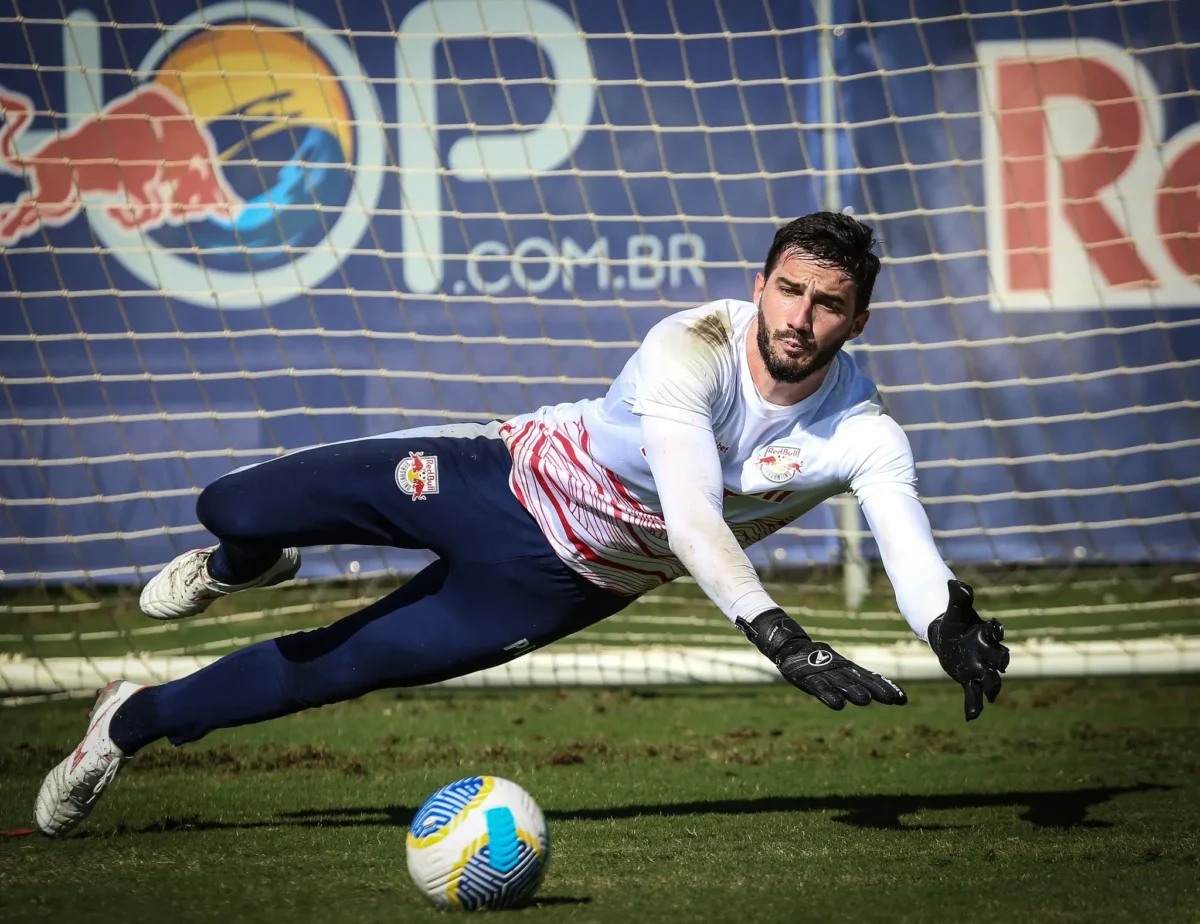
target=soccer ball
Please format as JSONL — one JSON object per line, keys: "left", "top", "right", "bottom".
{"left": 406, "top": 776, "right": 549, "bottom": 910}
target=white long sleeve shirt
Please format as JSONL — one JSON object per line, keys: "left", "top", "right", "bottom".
{"left": 500, "top": 299, "right": 954, "bottom": 639}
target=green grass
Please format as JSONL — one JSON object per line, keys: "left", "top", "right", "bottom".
{"left": 4, "top": 563, "right": 1199, "bottom": 662}
{"left": 2, "top": 678, "right": 1198, "bottom": 923}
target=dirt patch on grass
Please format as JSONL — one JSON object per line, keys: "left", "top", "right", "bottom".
{"left": 134, "top": 743, "right": 369, "bottom": 775}
{"left": 0, "top": 742, "right": 369, "bottom": 778}
{"left": 0, "top": 743, "right": 64, "bottom": 775}
{"left": 4, "top": 716, "right": 1194, "bottom": 782}
{"left": 1003, "top": 722, "right": 1199, "bottom": 763}
{"left": 1000, "top": 677, "right": 1199, "bottom": 712}
{"left": 0, "top": 729, "right": 1029, "bottom": 780}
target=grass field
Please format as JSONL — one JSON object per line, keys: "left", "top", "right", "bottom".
{"left": 5, "top": 564, "right": 1199, "bottom": 665}
{"left": 2, "top": 676, "right": 1198, "bottom": 923}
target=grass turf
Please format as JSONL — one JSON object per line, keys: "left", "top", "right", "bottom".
{"left": 6, "top": 564, "right": 1198, "bottom": 661}
{"left": 1, "top": 678, "right": 1197, "bottom": 923}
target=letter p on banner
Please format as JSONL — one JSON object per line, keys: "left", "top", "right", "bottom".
{"left": 979, "top": 39, "right": 1200, "bottom": 310}
{"left": 395, "top": 0, "right": 596, "bottom": 295}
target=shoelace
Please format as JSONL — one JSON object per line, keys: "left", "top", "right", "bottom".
{"left": 84, "top": 756, "right": 123, "bottom": 805}
{"left": 179, "top": 552, "right": 217, "bottom": 599}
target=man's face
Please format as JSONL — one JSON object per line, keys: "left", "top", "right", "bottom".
{"left": 752, "top": 251, "right": 868, "bottom": 385}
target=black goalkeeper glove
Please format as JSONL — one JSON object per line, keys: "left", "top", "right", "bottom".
{"left": 736, "top": 608, "right": 907, "bottom": 710}
{"left": 927, "top": 580, "right": 1011, "bottom": 723}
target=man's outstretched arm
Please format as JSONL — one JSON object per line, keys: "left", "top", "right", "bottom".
{"left": 641, "top": 414, "right": 906, "bottom": 710}
{"left": 859, "top": 490, "right": 1010, "bottom": 721}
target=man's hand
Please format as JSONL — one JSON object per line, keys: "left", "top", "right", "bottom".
{"left": 927, "top": 580, "right": 1010, "bottom": 722}
{"left": 736, "top": 608, "right": 907, "bottom": 709}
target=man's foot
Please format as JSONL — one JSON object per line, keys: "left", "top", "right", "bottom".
{"left": 34, "top": 680, "right": 145, "bottom": 837}
{"left": 139, "top": 546, "right": 301, "bottom": 620}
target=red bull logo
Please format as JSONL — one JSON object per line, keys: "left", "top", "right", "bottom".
{"left": 396, "top": 452, "right": 440, "bottom": 502}
{"left": 0, "top": 1, "right": 609, "bottom": 308}
{"left": 0, "top": 2, "right": 384, "bottom": 309}
{"left": 758, "top": 445, "right": 803, "bottom": 484}
{"left": 980, "top": 38, "right": 1200, "bottom": 309}
{"left": 0, "top": 0, "right": 605, "bottom": 308}
{"left": 0, "top": 84, "right": 238, "bottom": 246}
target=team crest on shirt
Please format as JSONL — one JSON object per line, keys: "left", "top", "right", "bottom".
{"left": 396, "top": 451, "right": 439, "bottom": 501}
{"left": 758, "top": 445, "right": 803, "bottom": 484}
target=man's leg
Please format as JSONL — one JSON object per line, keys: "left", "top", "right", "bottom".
{"left": 37, "top": 421, "right": 630, "bottom": 835}
{"left": 141, "top": 423, "right": 507, "bottom": 618}
{"left": 37, "top": 560, "right": 456, "bottom": 835}
{"left": 194, "top": 435, "right": 445, "bottom": 584}
{"left": 114, "top": 560, "right": 449, "bottom": 749}
{"left": 112, "top": 551, "right": 632, "bottom": 751}
{"left": 118, "top": 547, "right": 633, "bottom": 748}
{"left": 196, "top": 422, "right": 516, "bottom": 568}
{"left": 135, "top": 419, "right": 598, "bottom": 747}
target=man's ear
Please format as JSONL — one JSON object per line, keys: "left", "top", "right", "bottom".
{"left": 752, "top": 271, "right": 766, "bottom": 303}
{"left": 849, "top": 308, "right": 870, "bottom": 339}
{"left": 849, "top": 307, "right": 868, "bottom": 340}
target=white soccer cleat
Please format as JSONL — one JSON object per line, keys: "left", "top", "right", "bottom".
{"left": 35, "top": 679, "right": 145, "bottom": 837}
{"left": 139, "top": 545, "right": 301, "bottom": 620}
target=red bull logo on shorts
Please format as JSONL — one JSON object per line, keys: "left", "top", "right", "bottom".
{"left": 396, "top": 452, "right": 439, "bottom": 502}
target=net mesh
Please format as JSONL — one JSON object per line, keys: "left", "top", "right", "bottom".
{"left": 1, "top": 0, "right": 1198, "bottom": 697}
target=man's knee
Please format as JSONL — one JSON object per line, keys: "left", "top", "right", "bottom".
{"left": 195, "top": 479, "right": 225, "bottom": 536}
{"left": 196, "top": 472, "right": 261, "bottom": 539}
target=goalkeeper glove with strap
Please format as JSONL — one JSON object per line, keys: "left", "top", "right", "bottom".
{"left": 736, "top": 608, "right": 907, "bottom": 710}
{"left": 927, "top": 580, "right": 1010, "bottom": 722}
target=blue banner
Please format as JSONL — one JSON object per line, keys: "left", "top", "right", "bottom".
{"left": 0, "top": 0, "right": 1197, "bottom": 582}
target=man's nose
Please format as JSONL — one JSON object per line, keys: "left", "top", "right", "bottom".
{"left": 787, "top": 295, "right": 815, "bottom": 332}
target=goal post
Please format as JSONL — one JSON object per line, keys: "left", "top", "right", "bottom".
{"left": 2, "top": 0, "right": 1199, "bottom": 698}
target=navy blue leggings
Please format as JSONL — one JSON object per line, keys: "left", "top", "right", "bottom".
{"left": 114, "top": 423, "right": 634, "bottom": 750}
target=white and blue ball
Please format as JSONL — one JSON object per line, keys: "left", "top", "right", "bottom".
{"left": 406, "top": 776, "right": 549, "bottom": 910}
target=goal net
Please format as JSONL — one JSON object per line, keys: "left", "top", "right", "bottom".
{"left": 3, "top": 0, "right": 1199, "bottom": 698}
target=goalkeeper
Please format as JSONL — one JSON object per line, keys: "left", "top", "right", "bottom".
{"left": 35, "top": 212, "right": 1009, "bottom": 836}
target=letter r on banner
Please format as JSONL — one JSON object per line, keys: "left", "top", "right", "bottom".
{"left": 978, "top": 39, "right": 1200, "bottom": 310}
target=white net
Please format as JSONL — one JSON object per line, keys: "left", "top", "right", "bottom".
{"left": 2, "top": 0, "right": 1199, "bottom": 697}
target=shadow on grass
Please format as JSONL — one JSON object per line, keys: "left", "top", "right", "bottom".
{"left": 115, "top": 782, "right": 1170, "bottom": 836}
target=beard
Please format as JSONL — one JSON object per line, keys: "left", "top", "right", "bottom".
{"left": 755, "top": 301, "right": 848, "bottom": 384}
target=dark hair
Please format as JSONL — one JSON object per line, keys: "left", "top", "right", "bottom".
{"left": 763, "top": 212, "right": 881, "bottom": 315}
